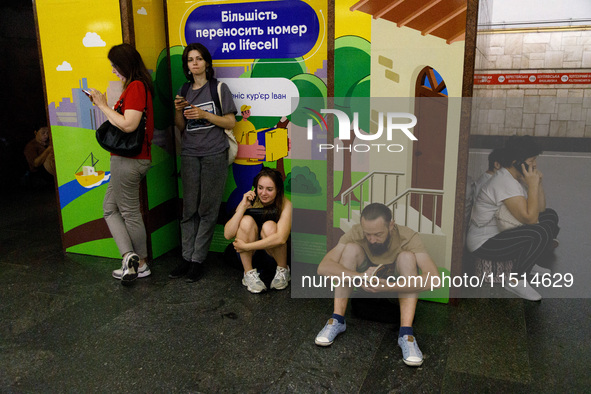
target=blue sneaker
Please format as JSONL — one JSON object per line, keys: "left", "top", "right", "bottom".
{"left": 315, "top": 318, "right": 346, "bottom": 346}
{"left": 398, "top": 335, "right": 424, "bottom": 366}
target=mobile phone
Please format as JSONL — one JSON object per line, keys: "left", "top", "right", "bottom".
{"left": 82, "top": 89, "right": 92, "bottom": 97}
{"left": 513, "top": 160, "right": 529, "bottom": 174}
{"left": 250, "top": 188, "right": 257, "bottom": 206}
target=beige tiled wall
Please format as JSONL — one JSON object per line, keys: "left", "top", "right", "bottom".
{"left": 472, "top": 30, "right": 591, "bottom": 137}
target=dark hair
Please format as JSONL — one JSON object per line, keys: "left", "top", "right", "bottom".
{"left": 488, "top": 148, "right": 505, "bottom": 171}
{"left": 182, "top": 43, "right": 214, "bottom": 82}
{"left": 108, "top": 43, "right": 154, "bottom": 96}
{"left": 252, "top": 167, "right": 285, "bottom": 211}
{"left": 361, "top": 203, "right": 392, "bottom": 224}
{"left": 33, "top": 122, "right": 48, "bottom": 134}
{"left": 500, "top": 136, "right": 542, "bottom": 167}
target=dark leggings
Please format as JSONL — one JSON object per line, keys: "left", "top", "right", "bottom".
{"left": 473, "top": 209, "right": 559, "bottom": 274}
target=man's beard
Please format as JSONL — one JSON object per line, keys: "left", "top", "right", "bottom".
{"left": 367, "top": 233, "right": 390, "bottom": 255}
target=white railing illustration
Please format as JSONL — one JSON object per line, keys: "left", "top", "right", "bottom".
{"left": 386, "top": 188, "right": 444, "bottom": 234}
{"left": 340, "top": 171, "right": 404, "bottom": 221}
{"left": 340, "top": 171, "right": 443, "bottom": 234}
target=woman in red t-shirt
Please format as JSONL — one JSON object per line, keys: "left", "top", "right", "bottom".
{"left": 88, "top": 43, "right": 154, "bottom": 283}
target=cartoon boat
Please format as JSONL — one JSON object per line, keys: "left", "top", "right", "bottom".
{"left": 74, "top": 153, "right": 107, "bottom": 188}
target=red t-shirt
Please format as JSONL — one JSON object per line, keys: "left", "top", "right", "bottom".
{"left": 113, "top": 80, "right": 154, "bottom": 160}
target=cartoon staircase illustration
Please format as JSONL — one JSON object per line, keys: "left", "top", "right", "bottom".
{"left": 339, "top": 171, "right": 447, "bottom": 263}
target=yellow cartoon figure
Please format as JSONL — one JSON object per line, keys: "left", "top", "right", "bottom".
{"left": 228, "top": 104, "right": 289, "bottom": 211}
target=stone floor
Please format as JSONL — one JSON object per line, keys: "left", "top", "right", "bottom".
{"left": 1, "top": 187, "right": 590, "bottom": 393}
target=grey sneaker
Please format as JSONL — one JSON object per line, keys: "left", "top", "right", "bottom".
{"left": 242, "top": 269, "right": 267, "bottom": 293}
{"left": 113, "top": 262, "right": 151, "bottom": 280}
{"left": 530, "top": 264, "right": 551, "bottom": 276}
{"left": 504, "top": 278, "right": 542, "bottom": 301}
{"left": 121, "top": 253, "right": 140, "bottom": 282}
{"left": 315, "top": 318, "right": 346, "bottom": 346}
{"left": 398, "top": 335, "right": 424, "bottom": 366}
{"left": 270, "top": 266, "right": 290, "bottom": 290}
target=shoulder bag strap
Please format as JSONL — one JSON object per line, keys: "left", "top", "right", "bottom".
{"left": 180, "top": 82, "right": 191, "bottom": 99}
{"left": 209, "top": 78, "right": 223, "bottom": 113}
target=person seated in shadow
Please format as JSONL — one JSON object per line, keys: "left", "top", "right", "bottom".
{"left": 23, "top": 125, "right": 56, "bottom": 187}
{"left": 466, "top": 136, "right": 559, "bottom": 301}
{"left": 224, "top": 167, "right": 292, "bottom": 293}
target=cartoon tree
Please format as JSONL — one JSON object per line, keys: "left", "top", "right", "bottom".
{"left": 168, "top": 46, "right": 193, "bottom": 110}
{"left": 249, "top": 58, "right": 327, "bottom": 178}
{"left": 153, "top": 48, "right": 175, "bottom": 131}
{"left": 333, "top": 35, "right": 371, "bottom": 202}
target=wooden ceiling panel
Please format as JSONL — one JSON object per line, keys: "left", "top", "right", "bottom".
{"left": 375, "top": 0, "right": 418, "bottom": 24}
{"left": 430, "top": 14, "right": 467, "bottom": 39}
{"left": 350, "top": 0, "right": 467, "bottom": 44}
{"left": 397, "top": 0, "right": 443, "bottom": 27}
{"left": 404, "top": 2, "right": 465, "bottom": 32}
{"left": 350, "top": 0, "right": 392, "bottom": 16}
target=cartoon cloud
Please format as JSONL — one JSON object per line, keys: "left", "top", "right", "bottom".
{"left": 56, "top": 61, "right": 72, "bottom": 71}
{"left": 83, "top": 32, "right": 106, "bottom": 47}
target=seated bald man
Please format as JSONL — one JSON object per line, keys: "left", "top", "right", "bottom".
{"left": 314, "top": 203, "right": 440, "bottom": 367}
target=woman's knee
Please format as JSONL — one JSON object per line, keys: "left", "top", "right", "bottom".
{"left": 103, "top": 207, "right": 117, "bottom": 220}
{"left": 520, "top": 227, "right": 551, "bottom": 251}
{"left": 238, "top": 215, "right": 258, "bottom": 236}
{"left": 119, "top": 208, "right": 142, "bottom": 224}
{"left": 540, "top": 209, "right": 559, "bottom": 233}
{"left": 103, "top": 197, "right": 118, "bottom": 219}
{"left": 260, "top": 221, "right": 278, "bottom": 239}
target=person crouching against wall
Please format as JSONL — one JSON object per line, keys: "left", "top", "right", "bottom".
{"left": 224, "top": 167, "right": 292, "bottom": 293}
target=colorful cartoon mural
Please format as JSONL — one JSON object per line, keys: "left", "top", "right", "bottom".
{"left": 34, "top": 1, "right": 469, "bottom": 301}
{"left": 35, "top": 0, "right": 179, "bottom": 258}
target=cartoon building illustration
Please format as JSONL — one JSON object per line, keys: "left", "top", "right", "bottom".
{"left": 289, "top": 0, "right": 469, "bottom": 300}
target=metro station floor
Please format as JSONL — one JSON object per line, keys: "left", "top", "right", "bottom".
{"left": 1, "top": 187, "right": 589, "bottom": 392}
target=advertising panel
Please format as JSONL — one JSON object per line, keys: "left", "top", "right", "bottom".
{"left": 166, "top": 0, "right": 328, "bottom": 252}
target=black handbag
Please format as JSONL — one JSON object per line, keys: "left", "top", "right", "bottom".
{"left": 96, "top": 84, "right": 147, "bottom": 157}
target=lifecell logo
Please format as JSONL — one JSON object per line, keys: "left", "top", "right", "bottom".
{"left": 306, "top": 109, "right": 417, "bottom": 152}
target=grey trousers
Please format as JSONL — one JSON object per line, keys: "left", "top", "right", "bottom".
{"left": 181, "top": 151, "right": 228, "bottom": 262}
{"left": 103, "top": 156, "right": 151, "bottom": 259}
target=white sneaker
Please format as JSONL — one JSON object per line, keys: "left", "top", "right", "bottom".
{"left": 270, "top": 266, "right": 290, "bottom": 290}
{"left": 315, "top": 318, "right": 346, "bottom": 346}
{"left": 504, "top": 279, "right": 542, "bottom": 301}
{"left": 242, "top": 269, "right": 267, "bottom": 293}
{"left": 113, "top": 261, "right": 150, "bottom": 280}
{"left": 120, "top": 252, "right": 140, "bottom": 282}
{"left": 398, "top": 335, "right": 424, "bottom": 367}
{"left": 530, "top": 264, "right": 551, "bottom": 276}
